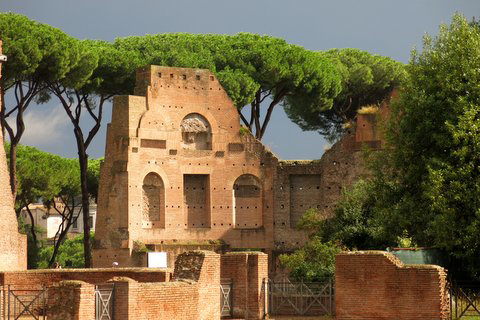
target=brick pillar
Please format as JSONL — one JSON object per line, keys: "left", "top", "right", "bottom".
{"left": 196, "top": 251, "right": 220, "bottom": 320}
{"left": 221, "top": 253, "right": 248, "bottom": 318}
{"left": 221, "top": 252, "right": 268, "bottom": 320}
{"left": 247, "top": 253, "right": 268, "bottom": 320}
{"left": 108, "top": 277, "right": 137, "bottom": 320}
{"left": 174, "top": 250, "right": 221, "bottom": 320}
{"left": 47, "top": 280, "right": 95, "bottom": 320}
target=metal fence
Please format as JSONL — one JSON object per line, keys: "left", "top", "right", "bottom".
{"left": 220, "top": 279, "right": 233, "bottom": 318}
{"left": 95, "top": 284, "right": 114, "bottom": 320}
{"left": 449, "top": 281, "right": 480, "bottom": 319}
{"left": 3, "top": 285, "right": 47, "bottom": 320}
{"left": 265, "top": 278, "right": 334, "bottom": 316}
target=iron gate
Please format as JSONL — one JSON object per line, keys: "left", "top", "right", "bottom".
{"left": 450, "top": 281, "right": 480, "bottom": 319}
{"left": 220, "top": 279, "right": 233, "bottom": 318}
{"left": 95, "top": 284, "right": 114, "bottom": 320}
{"left": 3, "top": 285, "right": 47, "bottom": 320}
{"left": 266, "top": 278, "right": 334, "bottom": 316}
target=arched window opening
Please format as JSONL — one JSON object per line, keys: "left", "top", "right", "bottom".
{"left": 142, "top": 172, "right": 165, "bottom": 228}
{"left": 233, "top": 174, "right": 263, "bottom": 228}
{"left": 180, "top": 113, "right": 212, "bottom": 150}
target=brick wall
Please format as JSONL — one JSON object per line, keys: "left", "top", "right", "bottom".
{"left": 3, "top": 251, "right": 267, "bottom": 320}
{"left": 110, "top": 250, "right": 220, "bottom": 320}
{"left": 220, "top": 252, "right": 268, "bottom": 319}
{"left": 116, "top": 279, "right": 200, "bottom": 320}
{"left": 47, "top": 281, "right": 95, "bottom": 320}
{"left": 335, "top": 251, "right": 449, "bottom": 320}
{"left": 0, "top": 267, "right": 171, "bottom": 287}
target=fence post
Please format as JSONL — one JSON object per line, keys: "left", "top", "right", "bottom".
{"left": 449, "top": 284, "right": 452, "bottom": 320}
{"left": 300, "top": 280, "right": 303, "bottom": 315}
{"left": 111, "top": 283, "right": 115, "bottom": 320}
{"left": 329, "top": 278, "right": 333, "bottom": 315}
{"left": 262, "top": 278, "right": 267, "bottom": 319}
{"left": 455, "top": 285, "right": 457, "bottom": 319}
{"left": 7, "top": 285, "right": 10, "bottom": 320}
{"left": 232, "top": 281, "right": 234, "bottom": 317}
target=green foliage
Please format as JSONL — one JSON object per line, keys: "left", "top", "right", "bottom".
{"left": 5, "top": 144, "right": 101, "bottom": 268}
{"left": 132, "top": 240, "right": 151, "bottom": 254}
{"left": 0, "top": 13, "right": 92, "bottom": 90}
{"left": 299, "top": 180, "right": 396, "bottom": 250}
{"left": 5, "top": 144, "right": 80, "bottom": 209}
{"left": 8, "top": 143, "right": 101, "bottom": 208}
{"left": 114, "top": 33, "right": 342, "bottom": 139}
{"left": 295, "top": 16, "right": 480, "bottom": 280}
{"left": 239, "top": 126, "right": 251, "bottom": 136}
{"left": 285, "top": 49, "right": 405, "bottom": 142}
{"left": 279, "top": 239, "right": 341, "bottom": 282}
{"left": 216, "top": 67, "right": 259, "bottom": 108}
{"left": 364, "top": 14, "right": 480, "bottom": 279}
{"left": 37, "top": 233, "right": 94, "bottom": 268}
{"left": 80, "top": 39, "right": 141, "bottom": 96}
{"left": 0, "top": 15, "right": 401, "bottom": 142}
{"left": 87, "top": 158, "right": 102, "bottom": 201}
{"left": 18, "top": 216, "right": 45, "bottom": 269}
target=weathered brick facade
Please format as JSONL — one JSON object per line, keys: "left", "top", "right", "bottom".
{"left": 93, "top": 65, "right": 385, "bottom": 270}
{"left": 0, "top": 40, "right": 27, "bottom": 271}
{"left": 335, "top": 251, "right": 449, "bottom": 320}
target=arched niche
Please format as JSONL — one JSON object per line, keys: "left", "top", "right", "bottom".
{"left": 233, "top": 174, "right": 263, "bottom": 228}
{"left": 142, "top": 172, "right": 165, "bottom": 228}
{"left": 180, "top": 113, "right": 212, "bottom": 150}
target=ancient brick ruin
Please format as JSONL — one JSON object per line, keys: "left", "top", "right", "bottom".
{"left": 93, "top": 65, "right": 384, "bottom": 271}
{"left": 0, "top": 50, "right": 451, "bottom": 318}
{"left": 336, "top": 251, "right": 449, "bottom": 319}
{"left": 0, "top": 41, "right": 27, "bottom": 271}
{"left": 0, "top": 250, "right": 267, "bottom": 320}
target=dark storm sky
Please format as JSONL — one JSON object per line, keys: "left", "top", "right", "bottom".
{"left": 1, "top": 0, "right": 478, "bottom": 159}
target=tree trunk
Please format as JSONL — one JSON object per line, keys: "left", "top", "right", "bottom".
{"left": 78, "top": 143, "right": 92, "bottom": 268}
{"left": 50, "top": 88, "right": 108, "bottom": 268}
{"left": 2, "top": 81, "right": 36, "bottom": 202}
{"left": 25, "top": 204, "right": 37, "bottom": 245}
{"left": 0, "top": 83, "right": 5, "bottom": 140}
{"left": 8, "top": 142, "right": 17, "bottom": 203}
{"left": 48, "top": 226, "right": 69, "bottom": 268}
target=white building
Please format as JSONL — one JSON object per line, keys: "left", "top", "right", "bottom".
{"left": 19, "top": 200, "right": 97, "bottom": 240}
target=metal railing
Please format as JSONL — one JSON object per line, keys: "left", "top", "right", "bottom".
{"left": 450, "top": 281, "right": 480, "bottom": 319}
{"left": 220, "top": 279, "right": 233, "bottom": 318}
{"left": 265, "top": 278, "right": 334, "bottom": 316}
{"left": 3, "top": 285, "right": 47, "bottom": 320}
{"left": 95, "top": 284, "right": 115, "bottom": 320}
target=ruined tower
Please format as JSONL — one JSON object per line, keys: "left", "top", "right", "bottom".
{"left": 0, "top": 40, "right": 27, "bottom": 270}
{"left": 93, "top": 66, "right": 277, "bottom": 267}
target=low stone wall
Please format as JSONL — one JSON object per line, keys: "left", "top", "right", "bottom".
{"left": 336, "top": 251, "right": 449, "bottom": 320}
{"left": 44, "top": 251, "right": 220, "bottom": 320}
{"left": 48, "top": 281, "right": 95, "bottom": 320}
{"left": 1, "top": 251, "right": 269, "bottom": 320}
{"left": 0, "top": 267, "right": 171, "bottom": 287}
{"left": 221, "top": 252, "right": 268, "bottom": 319}
{"left": 106, "top": 250, "right": 220, "bottom": 320}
